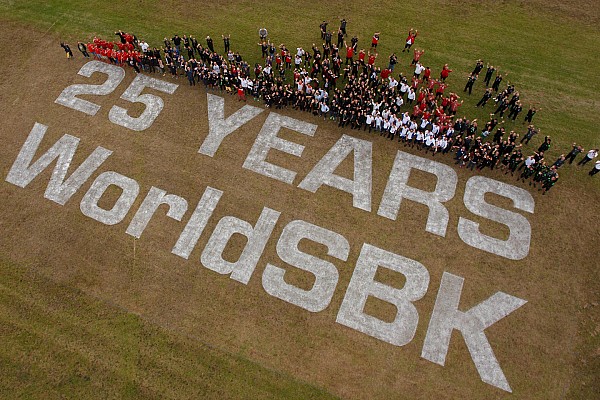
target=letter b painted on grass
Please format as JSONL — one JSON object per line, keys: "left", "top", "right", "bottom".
{"left": 336, "top": 244, "right": 430, "bottom": 346}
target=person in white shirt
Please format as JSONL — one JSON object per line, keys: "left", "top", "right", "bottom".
{"left": 415, "top": 130, "right": 425, "bottom": 149}
{"left": 320, "top": 102, "right": 330, "bottom": 119}
{"left": 406, "top": 128, "right": 416, "bottom": 147}
{"left": 365, "top": 113, "right": 375, "bottom": 133}
{"left": 414, "top": 62, "right": 425, "bottom": 78}
{"left": 395, "top": 95, "right": 404, "bottom": 108}
{"left": 407, "top": 88, "right": 416, "bottom": 104}
{"left": 578, "top": 148, "right": 598, "bottom": 166}
{"left": 400, "top": 81, "right": 409, "bottom": 96}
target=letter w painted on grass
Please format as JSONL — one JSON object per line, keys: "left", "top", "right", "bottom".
{"left": 6, "top": 122, "right": 112, "bottom": 205}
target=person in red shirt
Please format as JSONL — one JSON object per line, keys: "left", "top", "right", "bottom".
{"left": 411, "top": 75, "right": 421, "bottom": 89}
{"left": 440, "top": 64, "right": 453, "bottom": 81}
{"left": 380, "top": 68, "right": 391, "bottom": 79}
{"left": 87, "top": 43, "right": 97, "bottom": 59}
{"left": 367, "top": 50, "right": 377, "bottom": 66}
{"left": 371, "top": 32, "right": 380, "bottom": 48}
{"left": 412, "top": 104, "right": 423, "bottom": 118}
{"left": 358, "top": 48, "right": 366, "bottom": 65}
{"left": 449, "top": 99, "right": 463, "bottom": 115}
{"left": 345, "top": 41, "right": 354, "bottom": 64}
{"left": 422, "top": 66, "right": 431, "bottom": 82}
{"left": 285, "top": 52, "right": 292, "bottom": 69}
{"left": 402, "top": 28, "right": 418, "bottom": 52}
{"left": 436, "top": 82, "right": 447, "bottom": 98}
{"left": 411, "top": 48, "right": 424, "bottom": 65}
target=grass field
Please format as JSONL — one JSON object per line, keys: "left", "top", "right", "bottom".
{"left": 0, "top": 0, "right": 599, "bottom": 399}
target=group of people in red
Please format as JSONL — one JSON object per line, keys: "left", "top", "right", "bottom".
{"left": 87, "top": 31, "right": 140, "bottom": 65}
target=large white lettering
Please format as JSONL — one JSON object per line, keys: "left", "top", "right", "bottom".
{"left": 262, "top": 220, "right": 350, "bottom": 312}
{"left": 5, "top": 122, "right": 112, "bottom": 205}
{"left": 299, "top": 134, "right": 373, "bottom": 212}
{"left": 421, "top": 272, "right": 527, "bottom": 392}
{"left": 243, "top": 113, "right": 317, "bottom": 184}
{"left": 125, "top": 186, "right": 188, "bottom": 238}
{"left": 172, "top": 187, "right": 223, "bottom": 259}
{"left": 378, "top": 151, "right": 457, "bottom": 237}
{"left": 201, "top": 207, "right": 280, "bottom": 284}
{"left": 336, "top": 243, "right": 430, "bottom": 346}
{"left": 458, "top": 176, "right": 535, "bottom": 260}
{"left": 80, "top": 171, "right": 140, "bottom": 225}
{"left": 198, "top": 93, "right": 264, "bottom": 157}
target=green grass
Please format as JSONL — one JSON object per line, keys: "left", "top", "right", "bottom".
{"left": 0, "top": 257, "right": 337, "bottom": 399}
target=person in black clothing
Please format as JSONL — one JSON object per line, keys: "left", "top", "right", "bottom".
{"left": 521, "top": 125, "right": 538, "bottom": 144}
{"left": 492, "top": 72, "right": 507, "bottom": 91}
{"left": 523, "top": 106, "right": 540, "bottom": 124}
{"left": 483, "top": 65, "right": 495, "bottom": 86}
{"left": 472, "top": 59, "right": 484, "bottom": 76}
{"left": 538, "top": 136, "right": 551, "bottom": 153}
{"left": 324, "top": 30, "right": 332, "bottom": 46}
{"left": 508, "top": 101, "right": 523, "bottom": 121}
{"left": 464, "top": 73, "right": 477, "bottom": 94}
{"left": 337, "top": 29, "right": 344, "bottom": 49}
{"left": 320, "top": 21, "right": 328, "bottom": 40}
{"left": 339, "top": 18, "right": 347, "bottom": 35}
{"left": 172, "top": 34, "right": 182, "bottom": 53}
{"left": 493, "top": 98, "right": 509, "bottom": 117}
{"left": 77, "top": 42, "right": 89, "bottom": 57}
{"left": 565, "top": 143, "right": 584, "bottom": 164}
{"left": 259, "top": 41, "right": 268, "bottom": 58}
{"left": 115, "top": 30, "right": 127, "bottom": 44}
{"left": 60, "top": 42, "right": 73, "bottom": 59}
{"left": 222, "top": 34, "right": 230, "bottom": 53}
{"left": 477, "top": 88, "right": 492, "bottom": 107}
{"left": 206, "top": 36, "right": 214, "bottom": 53}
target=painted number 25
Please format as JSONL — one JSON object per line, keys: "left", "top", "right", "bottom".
{"left": 55, "top": 60, "right": 178, "bottom": 131}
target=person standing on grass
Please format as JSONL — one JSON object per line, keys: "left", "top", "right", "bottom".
{"left": 578, "top": 149, "right": 599, "bottom": 166}
{"left": 492, "top": 72, "right": 507, "bottom": 91}
{"left": 339, "top": 18, "right": 348, "bottom": 36}
{"left": 440, "top": 64, "right": 452, "bottom": 81}
{"left": 464, "top": 73, "right": 477, "bottom": 94}
{"left": 206, "top": 36, "right": 214, "bottom": 53}
{"left": 411, "top": 48, "right": 424, "bottom": 66}
{"left": 259, "top": 27, "right": 268, "bottom": 42}
{"left": 537, "top": 136, "right": 551, "bottom": 153}
{"left": 402, "top": 28, "right": 418, "bottom": 52}
{"left": 477, "top": 88, "right": 493, "bottom": 107}
{"left": 77, "top": 42, "right": 89, "bottom": 58}
{"left": 337, "top": 29, "right": 345, "bottom": 49}
{"left": 523, "top": 105, "right": 540, "bottom": 124}
{"left": 371, "top": 32, "right": 380, "bottom": 49}
{"left": 320, "top": 21, "right": 328, "bottom": 40}
{"left": 222, "top": 34, "right": 230, "bottom": 53}
{"left": 483, "top": 64, "right": 496, "bottom": 86}
{"left": 60, "top": 42, "right": 73, "bottom": 59}
{"left": 589, "top": 160, "right": 600, "bottom": 176}
{"left": 472, "top": 59, "right": 485, "bottom": 76}
{"left": 565, "top": 143, "right": 585, "bottom": 164}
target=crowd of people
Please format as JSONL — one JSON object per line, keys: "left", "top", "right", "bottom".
{"left": 60, "top": 22, "right": 600, "bottom": 191}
